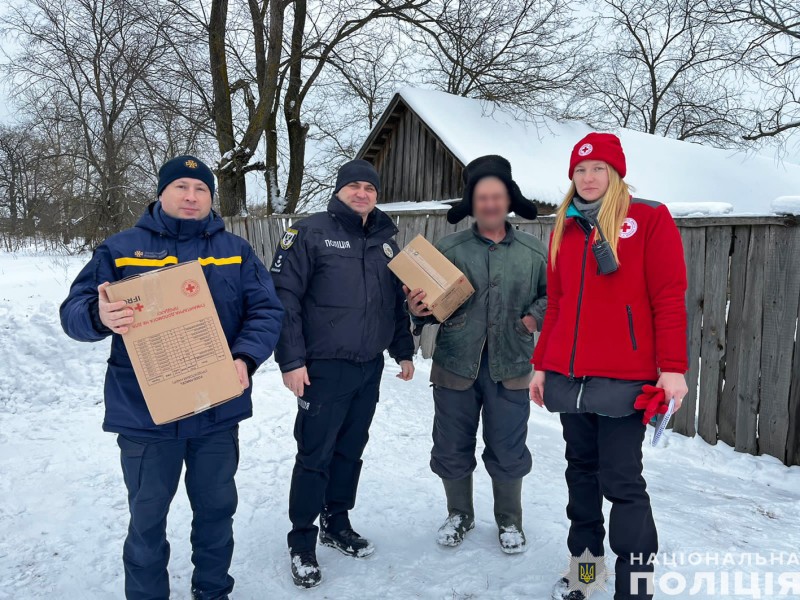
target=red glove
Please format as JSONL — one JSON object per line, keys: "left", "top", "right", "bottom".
{"left": 633, "top": 384, "right": 669, "bottom": 425}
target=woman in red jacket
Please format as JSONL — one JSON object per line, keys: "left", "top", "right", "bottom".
{"left": 529, "top": 133, "right": 688, "bottom": 600}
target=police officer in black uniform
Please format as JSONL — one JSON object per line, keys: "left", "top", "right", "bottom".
{"left": 270, "top": 159, "right": 415, "bottom": 588}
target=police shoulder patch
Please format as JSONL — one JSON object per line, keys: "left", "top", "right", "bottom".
{"left": 280, "top": 228, "right": 299, "bottom": 250}
{"left": 270, "top": 252, "right": 285, "bottom": 273}
{"left": 382, "top": 243, "right": 394, "bottom": 258}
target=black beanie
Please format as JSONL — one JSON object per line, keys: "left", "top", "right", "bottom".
{"left": 158, "top": 155, "right": 216, "bottom": 198}
{"left": 334, "top": 159, "right": 380, "bottom": 193}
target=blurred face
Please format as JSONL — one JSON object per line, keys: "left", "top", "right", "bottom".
{"left": 472, "top": 177, "right": 511, "bottom": 230}
{"left": 160, "top": 178, "right": 212, "bottom": 219}
{"left": 572, "top": 160, "right": 610, "bottom": 202}
{"left": 336, "top": 181, "right": 378, "bottom": 218}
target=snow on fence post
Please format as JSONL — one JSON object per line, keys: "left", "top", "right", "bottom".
{"left": 225, "top": 212, "right": 800, "bottom": 467}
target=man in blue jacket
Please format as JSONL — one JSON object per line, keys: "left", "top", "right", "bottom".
{"left": 271, "top": 159, "right": 415, "bottom": 588}
{"left": 60, "top": 155, "right": 284, "bottom": 600}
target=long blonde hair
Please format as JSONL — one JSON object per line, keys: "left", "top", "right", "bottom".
{"left": 550, "top": 166, "right": 631, "bottom": 269}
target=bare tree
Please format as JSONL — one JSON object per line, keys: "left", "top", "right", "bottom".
{"left": 300, "top": 24, "right": 414, "bottom": 211}
{"left": 3, "top": 0, "right": 179, "bottom": 244}
{"left": 701, "top": 0, "right": 799, "bottom": 142}
{"left": 277, "top": 0, "right": 429, "bottom": 214}
{"left": 397, "top": 0, "right": 586, "bottom": 113}
{"left": 0, "top": 125, "right": 31, "bottom": 240}
{"left": 568, "top": 0, "right": 747, "bottom": 147}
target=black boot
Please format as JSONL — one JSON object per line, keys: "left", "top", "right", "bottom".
{"left": 551, "top": 577, "right": 586, "bottom": 600}
{"left": 319, "top": 527, "right": 375, "bottom": 558}
{"left": 290, "top": 550, "right": 322, "bottom": 588}
{"left": 437, "top": 475, "right": 475, "bottom": 547}
{"left": 191, "top": 591, "right": 229, "bottom": 600}
{"left": 492, "top": 477, "right": 527, "bottom": 554}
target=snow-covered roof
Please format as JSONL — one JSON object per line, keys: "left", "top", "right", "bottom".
{"left": 395, "top": 87, "right": 800, "bottom": 216}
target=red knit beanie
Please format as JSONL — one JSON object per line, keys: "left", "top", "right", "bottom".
{"left": 568, "top": 132, "right": 627, "bottom": 179}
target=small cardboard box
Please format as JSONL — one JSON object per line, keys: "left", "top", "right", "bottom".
{"left": 388, "top": 234, "right": 475, "bottom": 322}
{"left": 105, "top": 260, "right": 243, "bottom": 425}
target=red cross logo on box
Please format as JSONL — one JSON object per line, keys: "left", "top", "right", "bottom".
{"left": 182, "top": 279, "right": 200, "bottom": 297}
{"left": 134, "top": 303, "right": 144, "bottom": 312}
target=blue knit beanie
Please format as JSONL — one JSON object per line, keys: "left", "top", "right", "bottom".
{"left": 158, "top": 155, "right": 215, "bottom": 198}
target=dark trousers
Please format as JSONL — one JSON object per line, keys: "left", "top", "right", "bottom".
{"left": 430, "top": 356, "right": 532, "bottom": 481}
{"left": 560, "top": 412, "right": 657, "bottom": 600}
{"left": 117, "top": 427, "right": 239, "bottom": 600}
{"left": 287, "top": 356, "right": 383, "bottom": 553}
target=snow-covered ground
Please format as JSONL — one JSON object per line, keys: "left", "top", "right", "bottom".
{"left": 1, "top": 249, "right": 799, "bottom": 600}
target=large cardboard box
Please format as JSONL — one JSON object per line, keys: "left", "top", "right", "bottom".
{"left": 388, "top": 234, "right": 475, "bottom": 322}
{"left": 105, "top": 260, "right": 243, "bottom": 425}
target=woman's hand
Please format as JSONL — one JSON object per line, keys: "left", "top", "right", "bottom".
{"left": 529, "top": 371, "right": 545, "bottom": 407}
{"left": 656, "top": 371, "right": 688, "bottom": 411}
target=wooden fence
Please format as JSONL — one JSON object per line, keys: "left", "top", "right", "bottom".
{"left": 225, "top": 211, "right": 800, "bottom": 467}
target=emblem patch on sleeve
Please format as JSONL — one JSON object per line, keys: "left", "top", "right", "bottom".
{"left": 619, "top": 218, "right": 638, "bottom": 239}
{"left": 280, "top": 228, "right": 299, "bottom": 250}
{"left": 383, "top": 243, "right": 394, "bottom": 258}
{"left": 270, "top": 253, "right": 285, "bottom": 273}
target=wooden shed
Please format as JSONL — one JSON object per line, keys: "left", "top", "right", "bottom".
{"left": 357, "top": 87, "right": 800, "bottom": 215}
{"left": 357, "top": 93, "right": 466, "bottom": 205}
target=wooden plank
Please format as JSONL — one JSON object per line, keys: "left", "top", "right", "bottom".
{"left": 428, "top": 213, "right": 446, "bottom": 244}
{"left": 256, "top": 217, "right": 268, "bottom": 261}
{"left": 412, "top": 213, "right": 428, "bottom": 240}
{"left": 257, "top": 218, "right": 269, "bottom": 263}
{"left": 402, "top": 111, "right": 414, "bottom": 201}
{"left": 433, "top": 141, "right": 444, "bottom": 200}
{"left": 787, "top": 277, "right": 800, "bottom": 466}
{"left": 424, "top": 130, "right": 435, "bottom": 201}
{"left": 394, "top": 115, "right": 406, "bottom": 201}
{"left": 415, "top": 117, "right": 426, "bottom": 201}
{"left": 382, "top": 136, "right": 393, "bottom": 202}
{"left": 672, "top": 227, "right": 705, "bottom": 437}
{"left": 419, "top": 323, "right": 439, "bottom": 359}
{"left": 407, "top": 115, "right": 419, "bottom": 201}
{"left": 717, "top": 226, "right": 750, "bottom": 446}
{"left": 757, "top": 225, "right": 800, "bottom": 462}
{"left": 267, "top": 217, "right": 283, "bottom": 263}
{"left": 395, "top": 214, "right": 411, "bottom": 248}
{"left": 445, "top": 153, "right": 456, "bottom": 200}
{"left": 696, "top": 225, "right": 731, "bottom": 444}
{"left": 734, "top": 226, "right": 767, "bottom": 454}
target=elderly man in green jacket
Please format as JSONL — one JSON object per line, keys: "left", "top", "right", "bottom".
{"left": 406, "top": 155, "right": 547, "bottom": 554}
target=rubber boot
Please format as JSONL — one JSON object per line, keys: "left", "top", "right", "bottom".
{"left": 492, "top": 477, "right": 527, "bottom": 554}
{"left": 436, "top": 475, "right": 475, "bottom": 547}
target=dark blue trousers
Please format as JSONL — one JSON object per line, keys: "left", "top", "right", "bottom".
{"left": 560, "top": 412, "right": 657, "bottom": 600}
{"left": 287, "top": 356, "right": 383, "bottom": 553}
{"left": 117, "top": 427, "right": 239, "bottom": 600}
